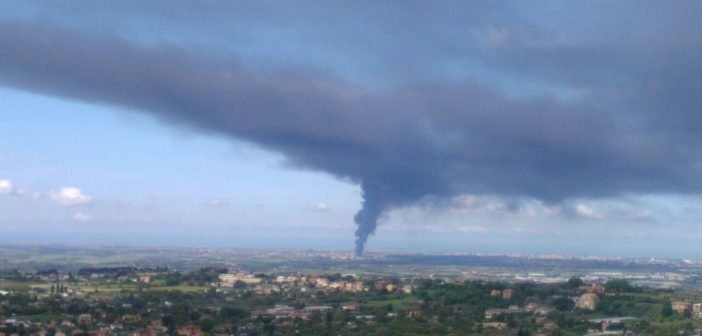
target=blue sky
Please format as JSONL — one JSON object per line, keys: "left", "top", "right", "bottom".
{"left": 1, "top": 1, "right": 701, "bottom": 257}
{"left": 1, "top": 87, "right": 360, "bottom": 245}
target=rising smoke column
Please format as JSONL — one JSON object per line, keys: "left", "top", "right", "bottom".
{"left": 353, "top": 179, "right": 427, "bottom": 255}
{"left": 353, "top": 187, "right": 384, "bottom": 256}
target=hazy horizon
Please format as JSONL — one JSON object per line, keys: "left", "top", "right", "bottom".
{"left": 2, "top": 230, "right": 701, "bottom": 260}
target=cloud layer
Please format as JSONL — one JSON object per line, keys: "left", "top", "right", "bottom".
{"left": 0, "top": 180, "right": 12, "bottom": 194}
{"left": 0, "top": 2, "right": 700, "bottom": 254}
{"left": 49, "top": 187, "right": 93, "bottom": 207}
{"left": 72, "top": 212, "right": 92, "bottom": 222}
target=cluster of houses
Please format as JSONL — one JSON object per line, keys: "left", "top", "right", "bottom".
{"left": 489, "top": 289, "right": 514, "bottom": 299}
{"left": 484, "top": 301, "right": 554, "bottom": 321}
{"left": 250, "top": 304, "right": 333, "bottom": 321}
{"left": 586, "top": 317, "right": 636, "bottom": 336}
{"left": 483, "top": 285, "right": 606, "bottom": 330}
{"left": 11, "top": 268, "right": 163, "bottom": 288}
{"left": 250, "top": 302, "right": 421, "bottom": 329}
{"left": 218, "top": 272, "right": 379, "bottom": 294}
{"left": 0, "top": 314, "right": 206, "bottom": 336}
{"left": 671, "top": 301, "right": 702, "bottom": 318}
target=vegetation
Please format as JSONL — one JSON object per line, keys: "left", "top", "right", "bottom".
{"left": 2, "top": 269, "right": 702, "bottom": 336}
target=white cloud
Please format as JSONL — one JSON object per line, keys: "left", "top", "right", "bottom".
{"left": 487, "top": 25, "right": 509, "bottom": 44}
{"left": 13, "top": 188, "right": 28, "bottom": 196}
{"left": 458, "top": 225, "right": 488, "bottom": 233}
{"left": 575, "top": 204, "right": 604, "bottom": 220}
{"left": 452, "top": 194, "right": 481, "bottom": 209}
{"left": 485, "top": 202, "right": 507, "bottom": 213}
{"left": 471, "top": 25, "right": 509, "bottom": 47}
{"left": 207, "top": 198, "right": 229, "bottom": 208}
{"left": 0, "top": 179, "right": 13, "bottom": 194}
{"left": 513, "top": 226, "right": 537, "bottom": 234}
{"left": 313, "top": 202, "right": 330, "bottom": 211}
{"left": 483, "top": 202, "right": 541, "bottom": 219}
{"left": 72, "top": 212, "right": 92, "bottom": 222}
{"left": 543, "top": 205, "right": 561, "bottom": 216}
{"left": 420, "top": 225, "right": 443, "bottom": 233}
{"left": 627, "top": 209, "right": 651, "bottom": 220}
{"left": 50, "top": 187, "right": 92, "bottom": 206}
{"left": 518, "top": 206, "right": 537, "bottom": 218}
{"left": 0, "top": 180, "right": 40, "bottom": 199}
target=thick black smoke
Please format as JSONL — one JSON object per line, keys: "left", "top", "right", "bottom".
{"left": 0, "top": 8, "right": 701, "bottom": 254}
{"left": 354, "top": 194, "right": 383, "bottom": 256}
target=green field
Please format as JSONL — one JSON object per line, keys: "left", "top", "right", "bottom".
{"left": 0, "top": 281, "right": 210, "bottom": 294}
{"left": 65, "top": 283, "right": 209, "bottom": 293}
{"left": 344, "top": 295, "right": 419, "bottom": 310}
{"left": 0, "top": 281, "right": 31, "bottom": 291}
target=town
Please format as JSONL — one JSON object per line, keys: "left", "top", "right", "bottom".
{"left": 3, "top": 246, "right": 702, "bottom": 335}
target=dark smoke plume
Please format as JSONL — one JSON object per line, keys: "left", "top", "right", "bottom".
{"left": 0, "top": 8, "right": 701, "bottom": 255}
{"left": 354, "top": 200, "right": 381, "bottom": 256}
{"left": 353, "top": 183, "right": 387, "bottom": 256}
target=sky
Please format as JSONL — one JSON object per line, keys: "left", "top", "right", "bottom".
{"left": 1, "top": 1, "right": 701, "bottom": 258}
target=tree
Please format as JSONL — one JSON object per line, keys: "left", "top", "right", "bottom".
{"left": 661, "top": 301, "right": 673, "bottom": 318}
{"left": 263, "top": 322, "right": 276, "bottom": 335}
{"left": 199, "top": 318, "right": 215, "bottom": 332}
{"left": 605, "top": 279, "right": 632, "bottom": 293}
{"left": 219, "top": 306, "right": 248, "bottom": 320}
{"left": 553, "top": 297, "right": 574, "bottom": 312}
{"left": 566, "top": 277, "right": 584, "bottom": 289}
{"left": 506, "top": 314, "right": 517, "bottom": 328}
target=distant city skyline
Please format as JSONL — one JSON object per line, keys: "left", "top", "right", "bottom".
{"left": 1, "top": 1, "right": 701, "bottom": 258}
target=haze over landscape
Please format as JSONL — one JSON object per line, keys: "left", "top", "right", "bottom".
{"left": 1, "top": 1, "right": 701, "bottom": 258}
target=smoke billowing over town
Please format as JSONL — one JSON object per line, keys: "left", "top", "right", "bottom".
{"left": 1, "top": 1, "right": 700, "bottom": 254}
{"left": 3, "top": 2, "right": 702, "bottom": 335}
